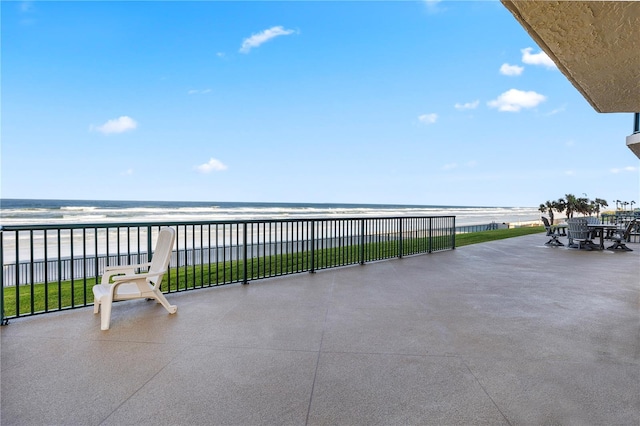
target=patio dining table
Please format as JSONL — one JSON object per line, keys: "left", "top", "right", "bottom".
{"left": 552, "top": 223, "right": 568, "bottom": 236}
{"left": 587, "top": 223, "right": 620, "bottom": 250}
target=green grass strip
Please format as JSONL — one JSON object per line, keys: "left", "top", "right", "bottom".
{"left": 455, "top": 226, "right": 544, "bottom": 246}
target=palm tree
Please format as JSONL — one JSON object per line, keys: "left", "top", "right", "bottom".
{"left": 576, "top": 196, "right": 592, "bottom": 216}
{"left": 564, "top": 194, "right": 578, "bottom": 218}
{"left": 593, "top": 198, "right": 608, "bottom": 218}
{"left": 555, "top": 198, "right": 566, "bottom": 218}
{"left": 538, "top": 200, "right": 557, "bottom": 224}
{"left": 538, "top": 203, "right": 547, "bottom": 216}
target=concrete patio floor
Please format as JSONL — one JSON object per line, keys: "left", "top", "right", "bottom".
{"left": 2, "top": 233, "right": 639, "bottom": 425}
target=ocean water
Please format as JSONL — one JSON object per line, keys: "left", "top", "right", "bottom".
{"left": 1, "top": 199, "right": 543, "bottom": 265}
{"left": 0, "top": 199, "right": 542, "bottom": 227}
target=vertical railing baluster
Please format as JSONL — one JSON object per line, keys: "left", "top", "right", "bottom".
{"left": 207, "top": 224, "right": 211, "bottom": 286}
{"left": 82, "top": 228, "right": 87, "bottom": 306}
{"left": 399, "top": 218, "right": 403, "bottom": 258}
{"left": 310, "top": 220, "right": 315, "bottom": 273}
{"left": 44, "top": 230, "right": 49, "bottom": 312}
{"left": 360, "top": 219, "right": 365, "bottom": 265}
{"left": 70, "top": 229, "right": 75, "bottom": 308}
{"left": 200, "top": 224, "right": 204, "bottom": 288}
{"left": 29, "top": 230, "right": 35, "bottom": 314}
{"left": 222, "top": 225, "right": 226, "bottom": 284}
{"left": 451, "top": 216, "right": 456, "bottom": 249}
{"left": 191, "top": 224, "right": 196, "bottom": 289}
{"left": 14, "top": 230, "right": 20, "bottom": 315}
{"left": 116, "top": 227, "right": 121, "bottom": 266}
{"left": 94, "top": 228, "right": 99, "bottom": 286}
{"left": 56, "top": 230, "right": 61, "bottom": 311}
{"left": 183, "top": 225, "right": 188, "bottom": 289}
{"left": 243, "top": 222, "right": 248, "bottom": 284}
{"left": 216, "top": 224, "right": 221, "bottom": 285}
{"left": 0, "top": 230, "right": 5, "bottom": 325}
{"left": 235, "top": 223, "right": 240, "bottom": 282}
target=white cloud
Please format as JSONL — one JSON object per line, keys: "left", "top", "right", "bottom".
{"left": 487, "top": 89, "right": 546, "bottom": 112}
{"left": 121, "top": 168, "right": 134, "bottom": 176}
{"left": 565, "top": 170, "right": 576, "bottom": 176}
{"left": 521, "top": 47, "right": 557, "bottom": 69}
{"left": 94, "top": 116, "right": 138, "bottom": 134}
{"left": 418, "top": 113, "right": 438, "bottom": 125}
{"left": 454, "top": 100, "right": 479, "bottom": 111}
{"left": 195, "top": 158, "right": 228, "bottom": 173}
{"left": 610, "top": 166, "right": 638, "bottom": 174}
{"left": 240, "top": 26, "right": 296, "bottom": 54}
{"left": 500, "top": 63, "right": 524, "bottom": 76}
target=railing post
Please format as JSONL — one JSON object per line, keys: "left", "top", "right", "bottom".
{"left": 0, "top": 228, "right": 6, "bottom": 325}
{"left": 242, "top": 222, "right": 248, "bottom": 284}
{"left": 451, "top": 216, "right": 456, "bottom": 249}
{"left": 310, "top": 220, "right": 315, "bottom": 273}
{"left": 360, "top": 219, "right": 366, "bottom": 265}
{"left": 146, "top": 226, "right": 153, "bottom": 263}
{"left": 68, "top": 230, "right": 74, "bottom": 309}
{"left": 428, "top": 217, "right": 433, "bottom": 253}
{"left": 398, "top": 218, "right": 403, "bottom": 258}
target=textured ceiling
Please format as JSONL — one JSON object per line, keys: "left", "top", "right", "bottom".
{"left": 501, "top": 1, "right": 640, "bottom": 114}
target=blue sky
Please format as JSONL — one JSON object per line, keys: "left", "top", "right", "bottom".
{"left": 2, "top": 1, "right": 638, "bottom": 208}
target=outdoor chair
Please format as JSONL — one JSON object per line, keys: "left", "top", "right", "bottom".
{"left": 585, "top": 216, "right": 602, "bottom": 239}
{"left": 541, "top": 216, "right": 564, "bottom": 246}
{"left": 93, "top": 227, "right": 177, "bottom": 330}
{"left": 607, "top": 219, "right": 636, "bottom": 251}
{"left": 566, "top": 218, "right": 597, "bottom": 250}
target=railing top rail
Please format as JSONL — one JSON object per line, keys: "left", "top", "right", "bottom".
{"left": 0, "top": 215, "right": 456, "bottom": 232}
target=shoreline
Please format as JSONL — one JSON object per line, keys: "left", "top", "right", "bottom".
{"left": 0, "top": 199, "right": 542, "bottom": 228}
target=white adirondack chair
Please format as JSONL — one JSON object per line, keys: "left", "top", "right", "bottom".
{"left": 93, "top": 227, "right": 177, "bottom": 330}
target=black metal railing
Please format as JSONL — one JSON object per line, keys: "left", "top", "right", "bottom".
{"left": 455, "top": 222, "right": 503, "bottom": 234}
{"left": 1, "top": 216, "right": 455, "bottom": 323}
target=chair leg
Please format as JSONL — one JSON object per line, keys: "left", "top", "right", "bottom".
{"left": 153, "top": 291, "right": 178, "bottom": 314}
{"left": 99, "top": 296, "right": 113, "bottom": 331}
{"left": 93, "top": 298, "right": 100, "bottom": 314}
{"left": 546, "top": 238, "right": 563, "bottom": 246}
{"left": 607, "top": 242, "right": 633, "bottom": 251}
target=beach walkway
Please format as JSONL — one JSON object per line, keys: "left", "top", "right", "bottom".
{"left": 1, "top": 233, "right": 638, "bottom": 425}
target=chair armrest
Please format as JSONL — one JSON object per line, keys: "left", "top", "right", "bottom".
{"left": 104, "top": 262, "right": 152, "bottom": 272}
{"left": 102, "top": 263, "right": 153, "bottom": 284}
{"left": 111, "top": 273, "right": 150, "bottom": 282}
{"left": 111, "top": 269, "right": 166, "bottom": 289}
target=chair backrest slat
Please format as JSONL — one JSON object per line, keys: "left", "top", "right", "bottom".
{"left": 566, "top": 218, "right": 590, "bottom": 240}
{"left": 585, "top": 216, "right": 600, "bottom": 225}
{"left": 148, "top": 227, "right": 176, "bottom": 282}
{"left": 541, "top": 217, "right": 553, "bottom": 236}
